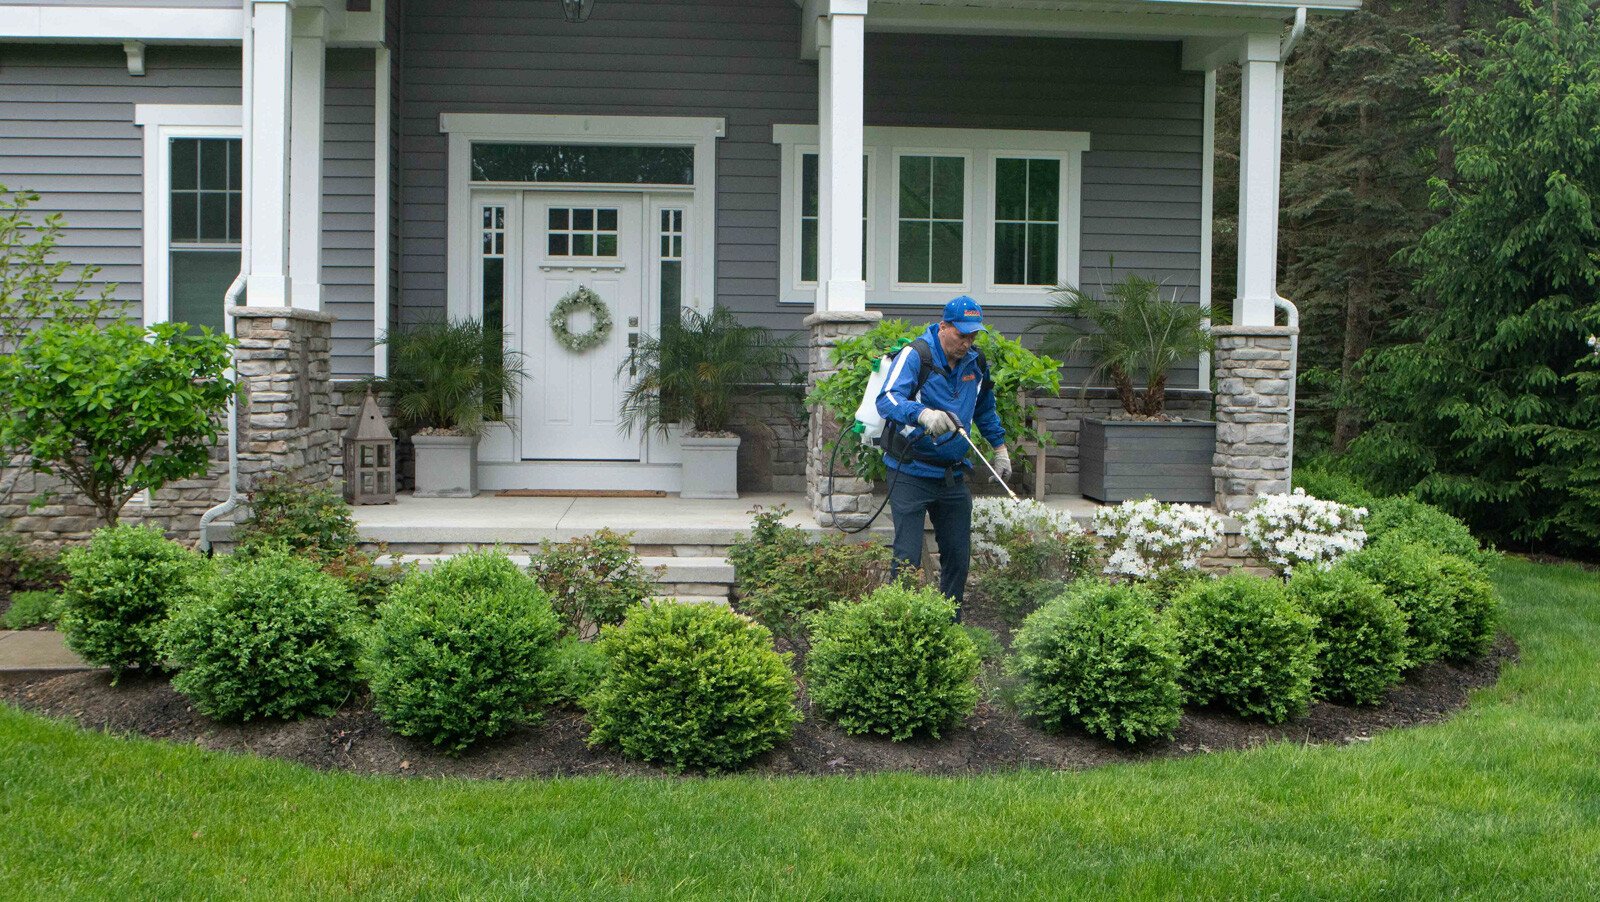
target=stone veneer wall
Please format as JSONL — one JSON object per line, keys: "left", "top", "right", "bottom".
{"left": 1211, "top": 326, "right": 1295, "bottom": 512}
{"left": 1029, "top": 387, "right": 1214, "bottom": 496}
{"left": 805, "top": 311, "right": 883, "bottom": 526}
{"left": 729, "top": 388, "right": 807, "bottom": 494}
{"left": 0, "top": 308, "right": 345, "bottom": 548}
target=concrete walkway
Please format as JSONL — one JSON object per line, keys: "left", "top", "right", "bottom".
{"left": 215, "top": 491, "right": 1101, "bottom": 548}
{"left": 0, "top": 630, "right": 94, "bottom": 683}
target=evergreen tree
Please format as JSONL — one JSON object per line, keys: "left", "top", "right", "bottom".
{"left": 1349, "top": 2, "right": 1600, "bottom": 553}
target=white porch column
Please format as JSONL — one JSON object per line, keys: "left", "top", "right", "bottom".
{"left": 815, "top": 0, "right": 867, "bottom": 313}
{"left": 288, "top": 6, "right": 326, "bottom": 311}
{"left": 246, "top": 0, "right": 293, "bottom": 307}
{"left": 1234, "top": 33, "right": 1284, "bottom": 327}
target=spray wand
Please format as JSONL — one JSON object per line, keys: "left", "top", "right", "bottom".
{"left": 956, "top": 427, "right": 1020, "bottom": 502}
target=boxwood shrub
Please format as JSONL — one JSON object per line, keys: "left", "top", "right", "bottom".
{"left": 163, "top": 551, "right": 361, "bottom": 721}
{"left": 1287, "top": 563, "right": 1408, "bottom": 705}
{"left": 1171, "top": 574, "right": 1320, "bottom": 723}
{"left": 1345, "top": 541, "right": 1500, "bottom": 664}
{"left": 547, "top": 635, "right": 608, "bottom": 708}
{"left": 365, "top": 551, "right": 562, "bottom": 752}
{"left": 585, "top": 602, "right": 800, "bottom": 772}
{"left": 1006, "top": 580, "right": 1182, "bottom": 744}
{"left": 804, "top": 584, "right": 980, "bottom": 741}
{"left": 59, "top": 524, "right": 207, "bottom": 682}
{"left": 1364, "top": 496, "right": 1490, "bottom": 565}
{"left": 728, "top": 505, "right": 894, "bottom": 647}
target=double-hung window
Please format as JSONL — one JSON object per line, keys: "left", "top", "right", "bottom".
{"left": 775, "top": 125, "right": 1086, "bottom": 307}
{"left": 136, "top": 105, "right": 244, "bottom": 332}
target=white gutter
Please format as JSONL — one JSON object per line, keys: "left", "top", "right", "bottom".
{"left": 1269, "top": 9, "right": 1306, "bottom": 490}
{"left": 199, "top": 16, "right": 254, "bottom": 555}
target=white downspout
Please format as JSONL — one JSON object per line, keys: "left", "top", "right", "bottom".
{"left": 199, "top": 17, "right": 255, "bottom": 554}
{"left": 1269, "top": 9, "right": 1307, "bottom": 490}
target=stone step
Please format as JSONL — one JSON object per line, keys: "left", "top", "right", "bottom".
{"left": 648, "top": 595, "right": 731, "bottom": 607}
{"left": 387, "top": 554, "right": 736, "bottom": 592}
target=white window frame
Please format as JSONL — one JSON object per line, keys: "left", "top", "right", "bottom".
{"left": 441, "top": 113, "right": 723, "bottom": 323}
{"left": 135, "top": 104, "right": 243, "bottom": 327}
{"left": 890, "top": 148, "right": 973, "bottom": 292}
{"left": 985, "top": 151, "right": 1075, "bottom": 295}
{"left": 774, "top": 124, "right": 1088, "bottom": 308}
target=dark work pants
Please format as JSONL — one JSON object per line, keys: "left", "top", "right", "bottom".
{"left": 887, "top": 469, "right": 973, "bottom": 619}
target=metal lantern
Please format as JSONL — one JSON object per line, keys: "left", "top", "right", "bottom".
{"left": 560, "top": 0, "right": 596, "bottom": 23}
{"left": 344, "top": 389, "right": 397, "bottom": 505}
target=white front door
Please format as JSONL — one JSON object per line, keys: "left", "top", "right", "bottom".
{"left": 520, "top": 192, "right": 644, "bottom": 461}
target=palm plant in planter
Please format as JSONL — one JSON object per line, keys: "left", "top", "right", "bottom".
{"left": 619, "top": 305, "right": 797, "bottom": 499}
{"left": 374, "top": 319, "right": 525, "bottom": 498}
{"left": 1034, "top": 275, "right": 1216, "bottom": 504}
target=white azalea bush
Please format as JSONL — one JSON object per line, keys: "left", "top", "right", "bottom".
{"left": 970, "top": 498, "right": 1098, "bottom": 622}
{"left": 1241, "top": 489, "right": 1367, "bottom": 576}
{"left": 1094, "top": 499, "right": 1225, "bottom": 585}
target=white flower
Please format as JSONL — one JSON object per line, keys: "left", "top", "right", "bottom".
{"left": 1239, "top": 489, "right": 1367, "bottom": 576}
{"left": 1093, "top": 499, "right": 1224, "bottom": 583}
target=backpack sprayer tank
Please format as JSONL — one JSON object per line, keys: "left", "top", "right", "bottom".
{"left": 851, "top": 350, "right": 896, "bottom": 443}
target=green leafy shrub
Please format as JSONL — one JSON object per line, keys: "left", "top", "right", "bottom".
{"left": 58, "top": 524, "right": 207, "bottom": 681}
{"left": 1345, "top": 541, "right": 1500, "bottom": 664}
{"left": 806, "top": 319, "right": 1062, "bottom": 481}
{"left": 2, "top": 590, "right": 61, "bottom": 630}
{"left": 1171, "top": 574, "right": 1320, "bottom": 723}
{"left": 548, "top": 636, "right": 607, "bottom": 708}
{"left": 1292, "top": 462, "right": 1378, "bottom": 508}
{"left": 970, "top": 498, "right": 1099, "bottom": 623}
{"left": 0, "top": 532, "right": 66, "bottom": 593}
{"left": 804, "top": 584, "right": 980, "bottom": 741}
{"left": 728, "top": 506, "right": 893, "bottom": 647}
{"left": 374, "top": 318, "right": 526, "bottom": 433}
{"left": 0, "top": 318, "right": 235, "bottom": 526}
{"left": 1364, "top": 496, "right": 1491, "bottom": 565}
{"left": 585, "top": 602, "right": 800, "bottom": 772}
{"left": 1287, "top": 563, "right": 1408, "bottom": 705}
{"left": 527, "top": 529, "right": 659, "bottom": 637}
{"left": 164, "top": 551, "right": 361, "bottom": 721}
{"left": 1007, "top": 580, "right": 1182, "bottom": 744}
{"left": 365, "top": 552, "right": 561, "bottom": 752}
{"left": 236, "top": 477, "right": 405, "bottom": 610}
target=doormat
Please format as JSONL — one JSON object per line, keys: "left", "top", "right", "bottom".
{"left": 495, "top": 489, "right": 669, "bottom": 498}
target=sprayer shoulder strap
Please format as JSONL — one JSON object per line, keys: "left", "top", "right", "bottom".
{"left": 908, "top": 338, "right": 990, "bottom": 400}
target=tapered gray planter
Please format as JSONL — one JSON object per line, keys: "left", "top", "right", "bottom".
{"left": 680, "top": 434, "right": 741, "bottom": 500}
{"left": 1079, "top": 417, "right": 1216, "bottom": 504}
{"left": 411, "top": 433, "right": 479, "bottom": 498}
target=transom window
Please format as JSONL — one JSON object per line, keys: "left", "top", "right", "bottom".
{"left": 548, "top": 207, "right": 619, "bottom": 257}
{"left": 773, "top": 125, "right": 1087, "bottom": 307}
{"left": 169, "top": 136, "right": 242, "bottom": 335}
{"left": 472, "top": 143, "right": 693, "bottom": 185}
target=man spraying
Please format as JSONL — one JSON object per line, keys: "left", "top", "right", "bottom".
{"left": 875, "top": 296, "right": 1011, "bottom": 619}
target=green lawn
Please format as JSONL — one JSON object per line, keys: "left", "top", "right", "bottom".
{"left": 2, "top": 558, "right": 1597, "bottom": 900}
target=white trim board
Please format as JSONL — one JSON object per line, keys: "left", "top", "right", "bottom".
{"left": 774, "top": 124, "right": 1088, "bottom": 308}
{"left": 440, "top": 113, "right": 724, "bottom": 323}
{"left": 135, "top": 103, "right": 243, "bottom": 328}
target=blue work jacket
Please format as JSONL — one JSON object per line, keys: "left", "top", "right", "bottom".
{"left": 875, "top": 323, "right": 1007, "bottom": 478}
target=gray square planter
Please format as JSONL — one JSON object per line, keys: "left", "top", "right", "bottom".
{"left": 1079, "top": 417, "right": 1216, "bottom": 504}
{"left": 680, "top": 434, "right": 740, "bottom": 500}
{"left": 411, "top": 433, "right": 479, "bottom": 498}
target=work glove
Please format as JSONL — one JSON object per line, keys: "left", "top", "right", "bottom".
{"left": 993, "top": 446, "right": 1013, "bottom": 481}
{"left": 917, "top": 408, "right": 958, "bottom": 436}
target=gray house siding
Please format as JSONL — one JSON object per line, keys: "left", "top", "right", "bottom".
{"left": 323, "top": 48, "right": 377, "bottom": 378}
{"left": 394, "top": 0, "right": 1203, "bottom": 387}
{"left": 0, "top": 43, "right": 377, "bottom": 379}
{"left": 0, "top": 44, "right": 240, "bottom": 311}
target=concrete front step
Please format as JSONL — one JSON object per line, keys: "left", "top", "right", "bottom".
{"left": 648, "top": 595, "right": 731, "bottom": 607}
{"left": 389, "top": 554, "right": 733, "bottom": 582}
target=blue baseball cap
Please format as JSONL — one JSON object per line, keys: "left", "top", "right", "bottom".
{"left": 942, "top": 295, "right": 986, "bottom": 334}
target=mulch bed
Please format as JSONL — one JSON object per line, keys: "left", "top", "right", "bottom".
{"left": 0, "top": 592, "right": 1516, "bottom": 779}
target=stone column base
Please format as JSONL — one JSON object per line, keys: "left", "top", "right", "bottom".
{"left": 229, "top": 306, "right": 341, "bottom": 496}
{"left": 1211, "top": 325, "right": 1295, "bottom": 512}
{"left": 804, "top": 310, "right": 882, "bottom": 527}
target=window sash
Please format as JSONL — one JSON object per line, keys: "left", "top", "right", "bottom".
{"left": 799, "top": 152, "right": 871, "bottom": 285}
{"left": 895, "top": 153, "right": 967, "bottom": 286}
